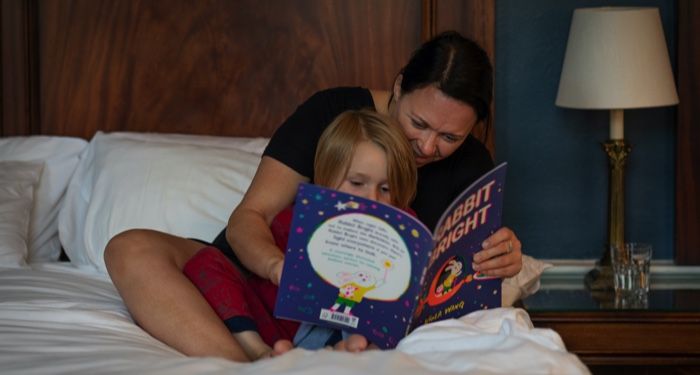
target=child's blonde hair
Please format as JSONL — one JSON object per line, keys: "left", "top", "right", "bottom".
{"left": 314, "top": 109, "right": 417, "bottom": 210}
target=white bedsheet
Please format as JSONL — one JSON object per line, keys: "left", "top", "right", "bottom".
{"left": 0, "top": 263, "right": 589, "bottom": 374}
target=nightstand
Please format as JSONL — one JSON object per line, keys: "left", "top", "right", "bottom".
{"left": 523, "top": 272, "right": 700, "bottom": 374}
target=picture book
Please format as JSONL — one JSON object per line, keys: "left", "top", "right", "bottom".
{"left": 274, "top": 162, "right": 507, "bottom": 349}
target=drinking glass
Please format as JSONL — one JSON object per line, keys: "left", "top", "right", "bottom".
{"left": 610, "top": 243, "right": 652, "bottom": 295}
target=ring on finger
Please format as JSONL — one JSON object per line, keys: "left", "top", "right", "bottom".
{"left": 506, "top": 240, "right": 513, "bottom": 254}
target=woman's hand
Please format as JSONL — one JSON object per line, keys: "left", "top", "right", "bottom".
{"left": 227, "top": 156, "right": 307, "bottom": 284}
{"left": 472, "top": 227, "right": 522, "bottom": 278}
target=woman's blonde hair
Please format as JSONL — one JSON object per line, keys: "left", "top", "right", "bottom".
{"left": 314, "top": 109, "right": 417, "bottom": 209}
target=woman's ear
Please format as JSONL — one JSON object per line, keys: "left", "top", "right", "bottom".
{"left": 392, "top": 74, "right": 403, "bottom": 101}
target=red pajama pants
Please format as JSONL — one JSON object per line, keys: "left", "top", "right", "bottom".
{"left": 183, "top": 207, "right": 299, "bottom": 347}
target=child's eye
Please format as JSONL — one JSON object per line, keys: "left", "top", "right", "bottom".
{"left": 381, "top": 185, "right": 391, "bottom": 193}
{"left": 349, "top": 180, "right": 363, "bottom": 187}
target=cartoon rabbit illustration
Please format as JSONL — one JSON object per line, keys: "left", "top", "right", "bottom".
{"left": 330, "top": 271, "right": 384, "bottom": 316}
{"left": 435, "top": 258, "right": 463, "bottom": 297}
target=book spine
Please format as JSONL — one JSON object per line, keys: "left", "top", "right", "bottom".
{"left": 406, "top": 263, "right": 430, "bottom": 332}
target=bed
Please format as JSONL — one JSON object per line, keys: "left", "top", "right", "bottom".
{"left": 0, "top": 132, "right": 587, "bottom": 374}
{"left": 1, "top": 1, "right": 588, "bottom": 373}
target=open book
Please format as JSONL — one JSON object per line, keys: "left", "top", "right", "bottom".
{"left": 274, "top": 162, "right": 507, "bottom": 349}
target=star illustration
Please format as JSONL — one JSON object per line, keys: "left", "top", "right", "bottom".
{"left": 335, "top": 201, "right": 347, "bottom": 211}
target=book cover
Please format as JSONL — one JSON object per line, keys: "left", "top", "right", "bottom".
{"left": 274, "top": 162, "right": 507, "bottom": 348}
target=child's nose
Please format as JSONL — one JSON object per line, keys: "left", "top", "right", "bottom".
{"left": 367, "top": 189, "right": 378, "bottom": 201}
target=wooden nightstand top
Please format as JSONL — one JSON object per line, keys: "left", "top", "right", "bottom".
{"left": 523, "top": 273, "right": 700, "bottom": 368}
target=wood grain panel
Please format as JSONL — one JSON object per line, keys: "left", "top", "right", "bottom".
{"left": 5, "top": 0, "right": 498, "bottom": 144}
{"left": 1, "top": 0, "right": 39, "bottom": 136}
{"left": 531, "top": 311, "right": 700, "bottom": 366}
{"left": 37, "top": 0, "right": 421, "bottom": 138}
{"left": 421, "top": 0, "right": 436, "bottom": 42}
{"left": 435, "top": 0, "right": 494, "bottom": 60}
{"left": 436, "top": 0, "right": 495, "bottom": 155}
{"left": 676, "top": 0, "right": 700, "bottom": 265}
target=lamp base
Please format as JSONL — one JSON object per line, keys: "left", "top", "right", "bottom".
{"left": 585, "top": 263, "right": 617, "bottom": 308}
{"left": 587, "top": 139, "right": 631, "bottom": 292}
{"left": 584, "top": 264, "right": 614, "bottom": 291}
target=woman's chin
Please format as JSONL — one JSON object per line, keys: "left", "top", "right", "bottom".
{"left": 415, "top": 156, "right": 433, "bottom": 167}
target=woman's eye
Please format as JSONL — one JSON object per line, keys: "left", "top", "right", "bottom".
{"left": 411, "top": 120, "right": 427, "bottom": 130}
{"left": 442, "top": 134, "right": 459, "bottom": 143}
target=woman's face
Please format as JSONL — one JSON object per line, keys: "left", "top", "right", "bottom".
{"left": 393, "top": 85, "right": 478, "bottom": 167}
{"left": 333, "top": 141, "right": 392, "bottom": 205}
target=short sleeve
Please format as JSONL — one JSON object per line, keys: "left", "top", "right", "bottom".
{"left": 263, "top": 87, "right": 375, "bottom": 180}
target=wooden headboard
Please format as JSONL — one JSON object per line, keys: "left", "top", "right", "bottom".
{"left": 2, "top": 0, "right": 494, "bottom": 144}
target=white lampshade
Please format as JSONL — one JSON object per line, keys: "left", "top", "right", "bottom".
{"left": 556, "top": 7, "right": 679, "bottom": 109}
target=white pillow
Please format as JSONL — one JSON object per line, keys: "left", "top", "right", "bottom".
{"left": 0, "top": 136, "right": 87, "bottom": 262}
{"left": 0, "top": 161, "right": 44, "bottom": 267}
{"left": 59, "top": 132, "right": 269, "bottom": 273}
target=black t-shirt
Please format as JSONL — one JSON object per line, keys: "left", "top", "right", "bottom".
{"left": 264, "top": 86, "right": 494, "bottom": 231}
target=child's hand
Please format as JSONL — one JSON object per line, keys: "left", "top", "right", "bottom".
{"left": 267, "top": 257, "right": 284, "bottom": 285}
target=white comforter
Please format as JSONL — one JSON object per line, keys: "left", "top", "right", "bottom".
{"left": 0, "top": 263, "right": 588, "bottom": 374}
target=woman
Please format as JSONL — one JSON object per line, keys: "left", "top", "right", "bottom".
{"left": 105, "top": 31, "right": 523, "bottom": 361}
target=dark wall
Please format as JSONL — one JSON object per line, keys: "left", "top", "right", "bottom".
{"left": 495, "top": 0, "right": 677, "bottom": 260}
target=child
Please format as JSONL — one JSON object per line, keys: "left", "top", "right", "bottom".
{"left": 183, "top": 109, "right": 417, "bottom": 360}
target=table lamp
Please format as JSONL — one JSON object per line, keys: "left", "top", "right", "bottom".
{"left": 555, "top": 7, "right": 679, "bottom": 290}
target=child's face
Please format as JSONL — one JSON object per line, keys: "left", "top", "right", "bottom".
{"left": 334, "top": 141, "right": 391, "bottom": 205}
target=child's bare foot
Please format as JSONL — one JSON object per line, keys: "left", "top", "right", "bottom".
{"left": 254, "top": 340, "right": 293, "bottom": 360}
{"left": 271, "top": 339, "right": 294, "bottom": 356}
{"left": 333, "top": 334, "right": 369, "bottom": 352}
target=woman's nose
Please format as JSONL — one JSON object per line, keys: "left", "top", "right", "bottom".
{"left": 420, "top": 132, "right": 438, "bottom": 156}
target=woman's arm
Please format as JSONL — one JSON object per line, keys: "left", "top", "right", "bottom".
{"left": 226, "top": 156, "right": 309, "bottom": 284}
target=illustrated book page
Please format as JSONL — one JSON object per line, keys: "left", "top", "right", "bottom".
{"left": 275, "top": 163, "right": 507, "bottom": 348}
